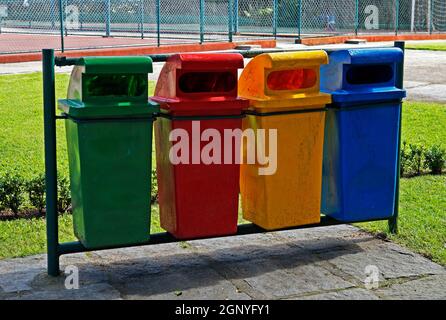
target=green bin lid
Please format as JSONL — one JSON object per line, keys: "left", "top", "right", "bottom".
{"left": 76, "top": 56, "right": 153, "bottom": 74}
{"left": 58, "top": 56, "right": 159, "bottom": 119}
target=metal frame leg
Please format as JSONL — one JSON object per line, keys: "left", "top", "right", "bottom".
{"left": 389, "top": 41, "right": 405, "bottom": 235}
{"left": 43, "top": 49, "right": 60, "bottom": 276}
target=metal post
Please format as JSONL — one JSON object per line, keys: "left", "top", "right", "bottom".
{"left": 156, "top": 0, "right": 160, "bottom": 47}
{"left": 140, "top": 0, "right": 144, "bottom": 39}
{"left": 389, "top": 41, "right": 405, "bottom": 235}
{"left": 355, "top": 0, "right": 359, "bottom": 35}
{"left": 58, "top": 0, "right": 65, "bottom": 52}
{"left": 429, "top": 0, "right": 433, "bottom": 34}
{"left": 200, "top": 0, "right": 205, "bottom": 44}
{"left": 410, "top": 0, "right": 416, "bottom": 32}
{"left": 51, "top": 0, "right": 56, "bottom": 28}
{"left": 64, "top": 0, "right": 67, "bottom": 36}
{"left": 43, "top": 49, "right": 60, "bottom": 276}
{"left": 395, "top": 0, "right": 400, "bottom": 35}
{"left": 105, "top": 0, "right": 111, "bottom": 37}
{"left": 273, "top": 0, "right": 278, "bottom": 39}
{"left": 298, "top": 0, "right": 302, "bottom": 40}
{"left": 228, "top": 0, "right": 233, "bottom": 42}
{"left": 233, "top": 0, "right": 238, "bottom": 34}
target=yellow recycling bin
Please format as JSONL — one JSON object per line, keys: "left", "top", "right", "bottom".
{"left": 239, "top": 51, "right": 331, "bottom": 230}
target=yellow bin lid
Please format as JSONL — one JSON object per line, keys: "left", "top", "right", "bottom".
{"left": 238, "top": 51, "right": 332, "bottom": 112}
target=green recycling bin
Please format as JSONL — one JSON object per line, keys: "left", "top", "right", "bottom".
{"left": 58, "top": 57, "right": 159, "bottom": 249}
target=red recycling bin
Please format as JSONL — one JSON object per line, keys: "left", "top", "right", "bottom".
{"left": 152, "top": 53, "right": 248, "bottom": 239}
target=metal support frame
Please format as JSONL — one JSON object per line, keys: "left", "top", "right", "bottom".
{"left": 43, "top": 42, "right": 404, "bottom": 277}
{"left": 388, "top": 41, "right": 405, "bottom": 234}
{"left": 355, "top": 0, "right": 359, "bottom": 36}
{"left": 43, "top": 49, "right": 60, "bottom": 276}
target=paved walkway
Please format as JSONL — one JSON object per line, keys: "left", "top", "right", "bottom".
{"left": 0, "top": 225, "right": 444, "bottom": 300}
{"left": 403, "top": 49, "right": 446, "bottom": 103}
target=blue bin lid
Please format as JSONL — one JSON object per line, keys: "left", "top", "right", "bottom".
{"left": 329, "top": 48, "right": 404, "bottom": 65}
{"left": 321, "top": 48, "right": 406, "bottom": 106}
{"left": 325, "top": 87, "right": 406, "bottom": 106}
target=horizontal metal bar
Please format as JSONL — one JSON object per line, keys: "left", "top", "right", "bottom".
{"left": 62, "top": 113, "right": 155, "bottom": 123}
{"left": 54, "top": 45, "right": 396, "bottom": 67}
{"left": 57, "top": 216, "right": 389, "bottom": 256}
{"left": 245, "top": 107, "right": 327, "bottom": 117}
{"left": 157, "top": 112, "right": 245, "bottom": 121}
{"left": 58, "top": 109, "right": 329, "bottom": 122}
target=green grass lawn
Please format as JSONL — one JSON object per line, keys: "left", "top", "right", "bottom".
{"left": 0, "top": 72, "right": 445, "bottom": 265}
{"left": 0, "top": 73, "right": 70, "bottom": 179}
{"left": 406, "top": 42, "right": 446, "bottom": 51}
{"left": 358, "top": 175, "right": 446, "bottom": 265}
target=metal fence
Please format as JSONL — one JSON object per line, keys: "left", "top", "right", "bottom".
{"left": 0, "top": 0, "right": 445, "bottom": 54}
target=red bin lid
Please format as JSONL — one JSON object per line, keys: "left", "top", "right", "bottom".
{"left": 167, "top": 53, "right": 244, "bottom": 71}
{"left": 152, "top": 53, "right": 248, "bottom": 116}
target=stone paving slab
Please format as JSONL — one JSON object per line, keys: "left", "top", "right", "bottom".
{"left": 6, "top": 283, "right": 122, "bottom": 300}
{"left": 0, "top": 225, "right": 444, "bottom": 300}
{"left": 114, "top": 268, "right": 251, "bottom": 300}
{"left": 297, "top": 288, "right": 380, "bottom": 300}
{"left": 375, "top": 275, "right": 446, "bottom": 300}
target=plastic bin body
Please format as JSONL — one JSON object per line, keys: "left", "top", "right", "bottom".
{"left": 239, "top": 51, "right": 331, "bottom": 230}
{"left": 153, "top": 53, "right": 248, "bottom": 239}
{"left": 320, "top": 48, "right": 406, "bottom": 222}
{"left": 59, "top": 57, "right": 158, "bottom": 249}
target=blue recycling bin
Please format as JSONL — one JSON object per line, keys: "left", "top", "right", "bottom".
{"left": 320, "top": 48, "right": 406, "bottom": 222}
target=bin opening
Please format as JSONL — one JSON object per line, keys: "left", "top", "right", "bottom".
{"left": 84, "top": 74, "right": 147, "bottom": 98}
{"left": 267, "top": 69, "right": 317, "bottom": 91}
{"left": 178, "top": 72, "right": 237, "bottom": 94}
{"left": 346, "top": 65, "right": 393, "bottom": 85}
